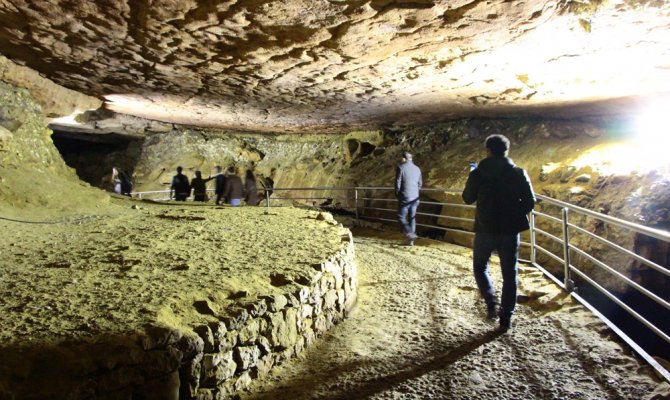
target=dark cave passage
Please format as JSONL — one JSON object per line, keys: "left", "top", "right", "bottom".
{"left": 51, "top": 130, "right": 144, "bottom": 190}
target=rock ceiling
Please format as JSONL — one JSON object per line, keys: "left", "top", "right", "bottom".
{"left": 1, "top": 0, "right": 670, "bottom": 133}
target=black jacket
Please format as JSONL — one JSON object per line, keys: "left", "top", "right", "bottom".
{"left": 462, "top": 156, "right": 535, "bottom": 234}
{"left": 244, "top": 178, "right": 259, "bottom": 205}
{"left": 223, "top": 175, "right": 243, "bottom": 202}
{"left": 214, "top": 174, "right": 226, "bottom": 195}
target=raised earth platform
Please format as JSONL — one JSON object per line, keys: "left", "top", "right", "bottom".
{"left": 0, "top": 199, "right": 357, "bottom": 399}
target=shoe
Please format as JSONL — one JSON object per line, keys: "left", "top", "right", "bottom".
{"left": 403, "top": 238, "right": 414, "bottom": 246}
{"left": 498, "top": 317, "right": 512, "bottom": 332}
{"left": 486, "top": 303, "right": 498, "bottom": 320}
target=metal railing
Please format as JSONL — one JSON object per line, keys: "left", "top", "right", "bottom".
{"left": 130, "top": 184, "right": 670, "bottom": 381}
{"left": 265, "top": 186, "right": 670, "bottom": 381}
{"left": 129, "top": 189, "right": 218, "bottom": 201}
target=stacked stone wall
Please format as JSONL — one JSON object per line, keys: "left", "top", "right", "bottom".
{"left": 127, "top": 231, "right": 358, "bottom": 399}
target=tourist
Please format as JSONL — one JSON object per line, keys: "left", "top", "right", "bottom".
{"left": 243, "top": 169, "right": 259, "bottom": 206}
{"left": 462, "top": 134, "right": 536, "bottom": 332}
{"left": 170, "top": 166, "right": 191, "bottom": 201}
{"left": 119, "top": 169, "right": 133, "bottom": 197}
{"left": 190, "top": 170, "right": 213, "bottom": 202}
{"left": 111, "top": 167, "right": 122, "bottom": 194}
{"left": 395, "top": 151, "right": 422, "bottom": 246}
{"left": 223, "top": 166, "right": 243, "bottom": 206}
{"left": 211, "top": 166, "right": 226, "bottom": 205}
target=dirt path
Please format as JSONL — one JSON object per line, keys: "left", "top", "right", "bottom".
{"left": 243, "top": 231, "right": 667, "bottom": 400}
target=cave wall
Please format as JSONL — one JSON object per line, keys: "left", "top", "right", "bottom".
{"left": 0, "top": 80, "right": 108, "bottom": 218}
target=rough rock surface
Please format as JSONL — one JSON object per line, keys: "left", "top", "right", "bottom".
{"left": 1, "top": 0, "right": 670, "bottom": 132}
{"left": 0, "top": 54, "right": 100, "bottom": 118}
{"left": 0, "top": 80, "right": 107, "bottom": 219}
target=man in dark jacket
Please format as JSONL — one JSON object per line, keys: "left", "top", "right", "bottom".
{"left": 213, "top": 166, "right": 226, "bottom": 205}
{"left": 462, "top": 134, "right": 535, "bottom": 332}
{"left": 190, "top": 170, "right": 213, "bottom": 202}
{"left": 170, "top": 166, "right": 191, "bottom": 201}
{"left": 395, "top": 152, "right": 423, "bottom": 246}
{"left": 223, "top": 166, "right": 243, "bottom": 206}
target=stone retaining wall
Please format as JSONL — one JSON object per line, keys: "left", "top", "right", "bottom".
{"left": 132, "top": 230, "right": 358, "bottom": 400}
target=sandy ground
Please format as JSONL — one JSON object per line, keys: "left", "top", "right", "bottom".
{"left": 0, "top": 198, "right": 348, "bottom": 345}
{"left": 242, "top": 228, "right": 670, "bottom": 400}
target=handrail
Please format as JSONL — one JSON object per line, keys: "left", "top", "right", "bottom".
{"left": 536, "top": 194, "right": 670, "bottom": 242}
{"left": 129, "top": 184, "right": 670, "bottom": 381}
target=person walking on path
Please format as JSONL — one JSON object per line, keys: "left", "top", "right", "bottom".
{"left": 223, "top": 166, "right": 243, "bottom": 206}
{"left": 190, "top": 170, "right": 213, "bottom": 202}
{"left": 170, "top": 166, "right": 191, "bottom": 201}
{"left": 395, "top": 151, "right": 422, "bottom": 246}
{"left": 243, "top": 169, "right": 260, "bottom": 206}
{"left": 462, "top": 134, "right": 536, "bottom": 332}
{"left": 213, "top": 166, "right": 227, "bottom": 205}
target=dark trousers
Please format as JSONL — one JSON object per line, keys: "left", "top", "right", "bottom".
{"left": 473, "top": 232, "right": 519, "bottom": 319}
{"left": 398, "top": 198, "right": 420, "bottom": 238}
{"left": 175, "top": 193, "right": 188, "bottom": 201}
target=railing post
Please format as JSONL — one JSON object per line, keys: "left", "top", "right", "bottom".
{"left": 354, "top": 188, "right": 359, "bottom": 222}
{"left": 265, "top": 188, "right": 270, "bottom": 209}
{"left": 562, "top": 207, "right": 574, "bottom": 292}
{"left": 530, "top": 211, "right": 537, "bottom": 264}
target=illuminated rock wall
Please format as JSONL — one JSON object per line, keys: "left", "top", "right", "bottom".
{"left": 0, "top": 79, "right": 107, "bottom": 218}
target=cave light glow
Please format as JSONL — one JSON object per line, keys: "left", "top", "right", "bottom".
{"left": 571, "top": 100, "right": 670, "bottom": 177}
{"left": 49, "top": 109, "right": 86, "bottom": 126}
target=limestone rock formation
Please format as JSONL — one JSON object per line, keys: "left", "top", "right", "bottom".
{"left": 0, "top": 80, "right": 107, "bottom": 218}
{"left": 1, "top": 1, "right": 669, "bottom": 132}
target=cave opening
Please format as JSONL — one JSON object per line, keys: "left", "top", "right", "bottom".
{"left": 50, "top": 130, "right": 144, "bottom": 191}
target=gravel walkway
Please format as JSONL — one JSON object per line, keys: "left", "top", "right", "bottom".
{"left": 243, "top": 230, "right": 667, "bottom": 400}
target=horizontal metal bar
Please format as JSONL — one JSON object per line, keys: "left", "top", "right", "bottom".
{"left": 569, "top": 290, "right": 670, "bottom": 382}
{"left": 419, "top": 201, "right": 475, "bottom": 209}
{"left": 361, "top": 197, "right": 397, "bottom": 203}
{"left": 272, "top": 197, "right": 350, "bottom": 201}
{"left": 414, "top": 223, "right": 475, "bottom": 236}
{"left": 568, "top": 223, "right": 670, "bottom": 277}
{"left": 532, "top": 210, "right": 563, "bottom": 224}
{"left": 360, "top": 216, "right": 397, "bottom": 224}
{"left": 569, "top": 266, "right": 670, "bottom": 346}
{"left": 361, "top": 206, "right": 395, "bottom": 213}
{"left": 415, "top": 212, "right": 474, "bottom": 223}
{"left": 272, "top": 187, "right": 356, "bottom": 191}
{"left": 531, "top": 262, "right": 567, "bottom": 289}
{"left": 533, "top": 227, "right": 564, "bottom": 245}
{"left": 442, "top": 203, "right": 476, "bottom": 209}
{"left": 569, "top": 245, "right": 670, "bottom": 312}
{"left": 535, "top": 245, "right": 565, "bottom": 265}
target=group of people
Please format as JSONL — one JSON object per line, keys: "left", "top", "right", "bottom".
{"left": 395, "top": 134, "right": 536, "bottom": 332}
{"left": 113, "top": 134, "right": 533, "bottom": 332}
{"left": 170, "top": 166, "right": 270, "bottom": 206}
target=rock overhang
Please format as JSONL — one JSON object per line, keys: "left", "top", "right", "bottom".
{"left": 1, "top": 0, "right": 669, "bottom": 133}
